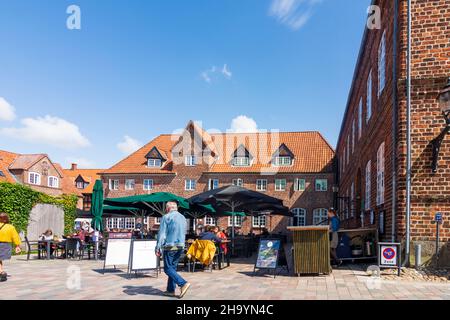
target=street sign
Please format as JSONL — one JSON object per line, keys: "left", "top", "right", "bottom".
{"left": 378, "top": 242, "right": 401, "bottom": 276}
{"left": 435, "top": 213, "right": 442, "bottom": 223}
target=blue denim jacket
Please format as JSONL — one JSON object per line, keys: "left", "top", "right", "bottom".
{"left": 156, "top": 210, "right": 186, "bottom": 251}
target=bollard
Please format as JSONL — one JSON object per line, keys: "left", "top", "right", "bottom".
{"left": 415, "top": 244, "right": 421, "bottom": 269}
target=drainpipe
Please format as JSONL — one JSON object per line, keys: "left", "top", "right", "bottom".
{"left": 391, "top": 0, "right": 399, "bottom": 243}
{"left": 405, "top": 0, "right": 412, "bottom": 267}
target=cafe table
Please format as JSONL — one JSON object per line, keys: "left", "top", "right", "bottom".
{"left": 37, "top": 240, "right": 57, "bottom": 260}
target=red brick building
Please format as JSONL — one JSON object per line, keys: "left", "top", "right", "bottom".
{"left": 336, "top": 0, "right": 449, "bottom": 264}
{"left": 101, "top": 121, "right": 335, "bottom": 235}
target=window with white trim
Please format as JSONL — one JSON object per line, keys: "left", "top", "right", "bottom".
{"left": 376, "top": 142, "right": 385, "bottom": 205}
{"left": 29, "top": 172, "right": 41, "bottom": 185}
{"left": 154, "top": 217, "right": 161, "bottom": 225}
{"left": 48, "top": 176, "right": 59, "bottom": 188}
{"left": 109, "top": 179, "right": 119, "bottom": 190}
{"left": 273, "top": 156, "right": 292, "bottom": 166}
{"left": 124, "top": 218, "right": 135, "bottom": 229}
{"left": 185, "top": 179, "right": 196, "bottom": 191}
{"left": 313, "top": 208, "right": 328, "bottom": 226}
{"left": 204, "top": 216, "right": 217, "bottom": 226}
{"left": 143, "top": 179, "right": 153, "bottom": 191}
{"left": 378, "top": 31, "right": 386, "bottom": 96}
{"left": 256, "top": 179, "right": 267, "bottom": 191}
{"left": 294, "top": 178, "right": 306, "bottom": 191}
{"left": 232, "top": 157, "right": 250, "bottom": 167}
{"left": 185, "top": 155, "right": 196, "bottom": 166}
{"left": 367, "top": 70, "right": 372, "bottom": 122}
{"left": 125, "top": 179, "right": 135, "bottom": 190}
{"left": 252, "top": 215, "right": 266, "bottom": 228}
{"left": 208, "top": 179, "right": 219, "bottom": 190}
{"left": 365, "top": 160, "right": 372, "bottom": 210}
{"left": 275, "top": 179, "right": 286, "bottom": 191}
{"left": 147, "top": 158, "right": 162, "bottom": 167}
{"left": 315, "top": 179, "right": 328, "bottom": 191}
{"left": 228, "top": 216, "right": 243, "bottom": 227}
{"left": 291, "top": 208, "right": 306, "bottom": 226}
{"left": 358, "top": 98, "right": 363, "bottom": 138}
{"left": 106, "top": 218, "right": 135, "bottom": 230}
{"left": 232, "top": 178, "right": 243, "bottom": 187}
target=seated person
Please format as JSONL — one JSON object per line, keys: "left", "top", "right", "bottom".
{"left": 198, "top": 226, "right": 223, "bottom": 244}
{"left": 39, "top": 229, "right": 56, "bottom": 257}
{"left": 214, "top": 226, "right": 228, "bottom": 255}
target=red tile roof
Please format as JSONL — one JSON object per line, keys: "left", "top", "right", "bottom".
{"left": 102, "top": 125, "right": 335, "bottom": 175}
{"left": 0, "top": 150, "right": 19, "bottom": 183}
{"left": 61, "top": 167, "right": 104, "bottom": 194}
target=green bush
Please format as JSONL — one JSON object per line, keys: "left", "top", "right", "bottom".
{"left": 0, "top": 182, "right": 78, "bottom": 234}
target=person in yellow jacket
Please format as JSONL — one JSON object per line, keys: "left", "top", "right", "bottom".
{"left": 0, "top": 212, "right": 22, "bottom": 282}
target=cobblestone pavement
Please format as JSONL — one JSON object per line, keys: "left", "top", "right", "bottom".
{"left": 1, "top": 256, "right": 449, "bottom": 300}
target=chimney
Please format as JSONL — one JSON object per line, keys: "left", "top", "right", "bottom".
{"left": 71, "top": 163, "right": 78, "bottom": 170}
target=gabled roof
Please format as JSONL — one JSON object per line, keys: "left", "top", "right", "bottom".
{"left": 9, "top": 154, "right": 47, "bottom": 170}
{"left": 145, "top": 146, "right": 167, "bottom": 161}
{"left": 0, "top": 150, "right": 19, "bottom": 183}
{"left": 272, "top": 143, "right": 295, "bottom": 158}
{"left": 232, "top": 144, "right": 253, "bottom": 158}
{"left": 172, "top": 120, "right": 217, "bottom": 157}
{"left": 61, "top": 167, "right": 104, "bottom": 194}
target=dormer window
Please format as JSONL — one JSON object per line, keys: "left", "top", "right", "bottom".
{"left": 147, "top": 158, "right": 162, "bottom": 167}
{"left": 272, "top": 144, "right": 294, "bottom": 167}
{"left": 233, "top": 156, "right": 250, "bottom": 167}
{"left": 185, "top": 155, "right": 197, "bottom": 166}
{"left": 273, "top": 156, "right": 292, "bottom": 166}
{"left": 75, "top": 175, "right": 88, "bottom": 189}
{"left": 76, "top": 181, "right": 85, "bottom": 189}
{"left": 145, "top": 146, "right": 166, "bottom": 168}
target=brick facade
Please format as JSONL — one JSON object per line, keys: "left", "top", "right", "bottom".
{"left": 336, "top": 0, "right": 450, "bottom": 263}
{"left": 101, "top": 122, "right": 335, "bottom": 235}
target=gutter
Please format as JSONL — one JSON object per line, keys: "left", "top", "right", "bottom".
{"left": 405, "top": 0, "right": 412, "bottom": 266}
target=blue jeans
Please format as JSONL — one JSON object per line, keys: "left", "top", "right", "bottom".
{"left": 163, "top": 249, "right": 187, "bottom": 293}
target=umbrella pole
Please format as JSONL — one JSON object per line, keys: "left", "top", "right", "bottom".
{"left": 231, "top": 203, "right": 235, "bottom": 256}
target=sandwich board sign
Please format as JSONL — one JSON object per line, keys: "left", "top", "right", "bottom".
{"left": 254, "top": 239, "right": 281, "bottom": 278}
{"left": 127, "top": 239, "right": 160, "bottom": 277}
{"left": 103, "top": 235, "right": 132, "bottom": 272}
{"left": 378, "top": 242, "right": 401, "bottom": 276}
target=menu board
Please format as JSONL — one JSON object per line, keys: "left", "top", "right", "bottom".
{"left": 255, "top": 239, "right": 281, "bottom": 269}
{"left": 104, "top": 238, "right": 132, "bottom": 268}
{"left": 129, "top": 240, "right": 158, "bottom": 271}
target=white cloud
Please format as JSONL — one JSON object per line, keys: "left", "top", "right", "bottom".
{"left": 0, "top": 97, "right": 16, "bottom": 121}
{"left": 201, "top": 65, "right": 232, "bottom": 83}
{"left": 269, "top": 0, "right": 322, "bottom": 30}
{"left": 0, "top": 115, "right": 91, "bottom": 149}
{"left": 221, "top": 64, "right": 232, "bottom": 79}
{"left": 229, "top": 115, "right": 258, "bottom": 133}
{"left": 65, "top": 157, "right": 96, "bottom": 169}
{"left": 117, "top": 135, "right": 143, "bottom": 154}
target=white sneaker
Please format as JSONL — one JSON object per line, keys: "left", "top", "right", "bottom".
{"left": 179, "top": 282, "right": 191, "bottom": 298}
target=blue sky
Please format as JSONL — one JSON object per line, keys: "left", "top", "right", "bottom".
{"left": 0, "top": 0, "right": 370, "bottom": 169}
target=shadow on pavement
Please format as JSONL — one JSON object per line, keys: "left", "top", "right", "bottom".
{"left": 123, "top": 285, "right": 169, "bottom": 297}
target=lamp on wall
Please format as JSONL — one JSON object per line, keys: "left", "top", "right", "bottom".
{"left": 431, "top": 77, "right": 450, "bottom": 173}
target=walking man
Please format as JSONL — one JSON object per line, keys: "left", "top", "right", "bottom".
{"left": 156, "top": 201, "right": 191, "bottom": 298}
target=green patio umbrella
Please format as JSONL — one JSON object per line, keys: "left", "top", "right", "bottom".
{"left": 104, "top": 192, "right": 190, "bottom": 216}
{"left": 90, "top": 180, "right": 104, "bottom": 232}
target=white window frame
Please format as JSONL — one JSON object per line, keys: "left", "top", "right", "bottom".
{"left": 208, "top": 179, "right": 219, "bottom": 190}
{"left": 228, "top": 216, "right": 243, "bottom": 227}
{"left": 28, "top": 172, "right": 41, "bottom": 185}
{"left": 124, "top": 218, "right": 135, "bottom": 229}
{"left": 125, "top": 179, "right": 135, "bottom": 190}
{"left": 252, "top": 215, "right": 266, "bottom": 228}
{"left": 313, "top": 208, "right": 328, "bottom": 226}
{"left": 204, "top": 216, "right": 217, "bottom": 226}
{"left": 185, "top": 155, "right": 196, "bottom": 166}
{"left": 294, "top": 178, "right": 306, "bottom": 191}
{"left": 147, "top": 158, "right": 162, "bottom": 168}
{"left": 185, "top": 179, "right": 196, "bottom": 191}
{"left": 154, "top": 217, "right": 161, "bottom": 225}
{"left": 275, "top": 179, "right": 286, "bottom": 191}
{"left": 315, "top": 179, "right": 328, "bottom": 192}
{"left": 76, "top": 181, "right": 85, "bottom": 189}
{"left": 48, "top": 176, "right": 59, "bottom": 188}
{"left": 232, "top": 178, "right": 243, "bottom": 187}
{"left": 367, "top": 70, "right": 372, "bottom": 122}
{"left": 365, "top": 160, "right": 372, "bottom": 210}
{"left": 273, "top": 156, "right": 292, "bottom": 167}
{"left": 256, "top": 179, "right": 267, "bottom": 191}
{"left": 109, "top": 179, "right": 119, "bottom": 190}
{"left": 143, "top": 179, "right": 154, "bottom": 191}
{"left": 378, "top": 31, "right": 386, "bottom": 96}
{"left": 376, "top": 142, "right": 385, "bottom": 205}
{"left": 232, "top": 156, "right": 250, "bottom": 167}
{"left": 291, "top": 208, "right": 306, "bottom": 226}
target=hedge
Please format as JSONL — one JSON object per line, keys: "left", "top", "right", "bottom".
{"left": 0, "top": 182, "right": 78, "bottom": 235}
